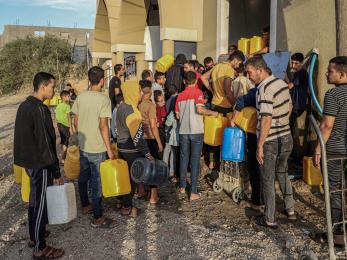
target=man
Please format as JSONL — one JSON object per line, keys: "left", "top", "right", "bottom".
{"left": 201, "top": 50, "right": 245, "bottom": 169}
{"left": 203, "top": 57, "right": 215, "bottom": 73}
{"left": 165, "top": 53, "right": 187, "bottom": 97}
{"left": 176, "top": 71, "right": 218, "bottom": 201}
{"left": 287, "top": 52, "right": 308, "bottom": 133}
{"left": 138, "top": 80, "right": 163, "bottom": 205}
{"left": 230, "top": 85, "right": 263, "bottom": 210}
{"left": 72, "top": 66, "right": 116, "bottom": 228}
{"left": 109, "top": 64, "right": 125, "bottom": 111}
{"left": 14, "top": 72, "right": 65, "bottom": 259}
{"left": 245, "top": 56, "right": 295, "bottom": 229}
{"left": 249, "top": 26, "right": 270, "bottom": 57}
{"left": 314, "top": 56, "right": 347, "bottom": 246}
{"left": 151, "top": 71, "right": 166, "bottom": 102}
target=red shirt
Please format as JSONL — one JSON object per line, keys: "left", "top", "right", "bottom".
{"left": 196, "top": 72, "right": 203, "bottom": 89}
{"left": 156, "top": 105, "right": 167, "bottom": 126}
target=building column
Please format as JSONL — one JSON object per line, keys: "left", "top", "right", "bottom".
{"left": 112, "top": 52, "right": 125, "bottom": 82}
{"left": 216, "top": 0, "right": 229, "bottom": 57}
{"left": 136, "top": 53, "right": 148, "bottom": 81}
{"left": 269, "top": 0, "right": 278, "bottom": 52}
{"left": 92, "top": 57, "right": 99, "bottom": 66}
{"left": 162, "top": 39, "right": 174, "bottom": 57}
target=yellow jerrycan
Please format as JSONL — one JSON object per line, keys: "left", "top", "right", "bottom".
{"left": 204, "top": 114, "right": 228, "bottom": 146}
{"left": 303, "top": 156, "right": 323, "bottom": 186}
{"left": 250, "top": 36, "right": 264, "bottom": 54}
{"left": 64, "top": 145, "right": 80, "bottom": 180}
{"left": 100, "top": 159, "right": 131, "bottom": 197}
{"left": 13, "top": 164, "right": 24, "bottom": 184}
{"left": 238, "top": 38, "right": 250, "bottom": 55}
{"left": 43, "top": 99, "right": 51, "bottom": 106}
{"left": 50, "top": 96, "right": 59, "bottom": 106}
{"left": 111, "top": 143, "right": 119, "bottom": 159}
{"left": 155, "top": 54, "right": 174, "bottom": 73}
{"left": 234, "top": 107, "right": 258, "bottom": 134}
{"left": 21, "top": 169, "right": 30, "bottom": 202}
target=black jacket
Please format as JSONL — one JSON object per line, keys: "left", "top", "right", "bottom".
{"left": 13, "top": 96, "right": 61, "bottom": 178}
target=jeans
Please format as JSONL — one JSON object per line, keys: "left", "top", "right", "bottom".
{"left": 179, "top": 134, "right": 204, "bottom": 194}
{"left": 79, "top": 151, "right": 106, "bottom": 219}
{"left": 259, "top": 134, "right": 294, "bottom": 222}
{"left": 247, "top": 133, "right": 264, "bottom": 206}
{"left": 327, "top": 157, "right": 347, "bottom": 234}
{"left": 163, "top": 144, "right": 174, "bottom": 174}
{"left": 27, "top": 168, "right": 53, "bottom": 252}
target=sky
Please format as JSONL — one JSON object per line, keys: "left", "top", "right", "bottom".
{"left": 0, "top": 0, "right": 96, "bottom": 33}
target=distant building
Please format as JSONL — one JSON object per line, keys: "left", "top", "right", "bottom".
{"left": 0, "top": 25, "right": 93, "bottom": 49}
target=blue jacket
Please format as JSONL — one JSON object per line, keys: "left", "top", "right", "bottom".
{"left": 235, "top": 87, "right": 257, "bottom": 111}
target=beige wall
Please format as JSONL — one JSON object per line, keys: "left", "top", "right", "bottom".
{"left": 93, "top": 0, "right": 111, "bottom": 53}
{"left": 197, "top": 0, "right": 218, "bottom": 61}
{"left": 276, "top": 0, "right": 336, "bottom": 102}
{"left": 1, "top": 25, "right": 93, "bottom": 49}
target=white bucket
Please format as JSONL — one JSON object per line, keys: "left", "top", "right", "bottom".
{"left": 46, "top": 183, "right": 77, "bottom": 225}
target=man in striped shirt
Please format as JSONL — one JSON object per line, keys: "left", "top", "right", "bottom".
{"left": 314, "top": 56, "right": 347, "bottom": 245}
{"left": 245, "top": 56, "right": 295, "bottom": 229}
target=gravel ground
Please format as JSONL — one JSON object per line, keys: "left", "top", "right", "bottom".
{"left": 0, "top": 94, "right": 341, "bottom": 259}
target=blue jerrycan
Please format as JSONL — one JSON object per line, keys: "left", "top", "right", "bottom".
{"left": 221, "top": 127, "right": 245, "bottom": 162}
{"left": 131, "top": 158, "right": 169, "bottom": 186}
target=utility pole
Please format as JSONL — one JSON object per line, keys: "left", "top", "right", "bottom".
{"left": 336, "top": 0, "right": 347, "bottom": 56}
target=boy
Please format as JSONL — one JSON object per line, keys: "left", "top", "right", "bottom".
{"left": 184, "top": 60, "right": 203, "bottom": 89}
{"left": 55, "top": 90, "right": 73, "bottom": 163}
{"left": 138, "top": 80, "right": 163, "bottom": 204}
{"left": 109, "top": 64, "right": 125, "bottom": 111}
{"left": 72, "top": 66, "right": 116, "bottom": 228}
{"left": 287, "top": 52, "right": 308, "bottom": 134}
{"left": 154, "top": 90, "right": 167, "bottom": 153}
{"left": 14, "top": 72, "right": 64, "bottom": 259}
{"left": 203, "top": 57, "right": 215, "bottom": 73}
{"left": 152, "top": 72, "right": 166, "bottom": 101}
{"left": 176, "top": 71, "right": 218, "bottom": 201}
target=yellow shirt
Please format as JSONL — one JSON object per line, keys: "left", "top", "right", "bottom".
{"left": 211, "top": 62, "right": 235, "bottom": 108}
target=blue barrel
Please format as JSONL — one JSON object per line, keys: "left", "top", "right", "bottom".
{"left": 131, "top": 158, "right": 169, "bottom": 186}
{"left": 221, "top": 127, "right": 245, "bottom": 162}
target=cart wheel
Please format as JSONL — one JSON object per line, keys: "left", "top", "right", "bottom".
{"left": 232, "top": 187, "right": 242, "bottom": 202}
{"left": 213, "top": 180, "right": 223, "bottom": 193}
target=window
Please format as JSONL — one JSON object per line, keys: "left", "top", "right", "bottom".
{"left": 60, "top": 32, "right": 70, "bottom": 39}
{"left": 34, "top": 31, "right": 46, "bottom": 37}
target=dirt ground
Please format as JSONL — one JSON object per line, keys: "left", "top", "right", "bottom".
{"left": 0, "top": 93, "right": 342, "bottom": 259}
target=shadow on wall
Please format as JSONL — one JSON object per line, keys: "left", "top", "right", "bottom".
{"left": 276, "top": 0, "right": 295, "bottom": 52}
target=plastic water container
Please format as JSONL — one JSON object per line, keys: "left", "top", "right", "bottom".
{"left": 204, "top": 115, "right": 228, "bottom": 146}
{"left": 131, "top": 158, "right": 169, "bottom": 186}
{"left": 21, "top": 170, "right": 30, "bottom": 202}
{"left": 64, "top": 145, "right": 80, "bottom": 180}
{"left": 303, "top": 157, "right": 322, "bottom": 186}
{"left": 50, "top": 96, "right": 59, "bottom": 106}
{"left": 250, "top": 36, "right": 264, "bottom": 54}
{"left": 155, "top": 54, "right": 174, "bottom": 73}
{"left": 238, "top": 38, "right": 250, "bottom": 55}
{"left": 46, "top": 183, "right": 77, "bottom": 224}
{"left": 221, "top": 127, "right": 245, "bottom": 162}
{"left": 13, "top": 164, "right": 24, "bottom": 184}
{"left": 100, "top": 159, "right": 131, "bottom": 197}
{"left": 43, "top": 99, "right": 50, "bottom": 106}
{"left": 234, "top": 107, "right": 258, "bottom": 134}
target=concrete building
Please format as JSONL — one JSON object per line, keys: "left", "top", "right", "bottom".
{"left": 0, "top": 25, "right": 94, "bottom": 50}
{"left": 93, "top": 0, "right": 337, "bottom": 101}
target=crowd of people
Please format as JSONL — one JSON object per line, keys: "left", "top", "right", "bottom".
{"left": 13, "top": 41, "right": 347, "bottom": 257}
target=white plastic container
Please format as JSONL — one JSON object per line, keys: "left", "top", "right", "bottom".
{"left": 46, "top": 183, "right": 77, "bottom": 225}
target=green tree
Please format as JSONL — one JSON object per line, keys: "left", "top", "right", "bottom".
{"left": 0, "top": 35, "right": 73, "bottom": 95}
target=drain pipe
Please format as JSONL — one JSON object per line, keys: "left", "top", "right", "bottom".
{"left": 308, "top": 49, "right": 323, "bottom": 115}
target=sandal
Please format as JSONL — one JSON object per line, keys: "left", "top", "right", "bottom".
{"left": 169, "top": 177, "right": 178, "bottom": 184}
{"left": 255, "top": 215, "right": 278, "bottom": 230}
{"left": 190, "top": 193, "right": 202, "bottom": 202}
{"left": 33, "top": 245, "right": 64, "bottom": 259}
{"left": 91, "top": 217, "right": 116, "bottom": 229}
{"left": 281, "top": 210, "right": 297, "bottom": 220}
{"left": 82, "top": 205, "right": 93, "bottom": 215}
{"left": 28, "top": 230, "right": 51, "bottom": 248}
{"left": 121, "top": 207, "right": 140, "bottom": 218}
{"left": 116, "top": 201, "right": 122, "bottom": 210}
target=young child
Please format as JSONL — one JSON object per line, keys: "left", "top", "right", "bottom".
{"left": 163, "top": 85, "right": 180, "bottom": 183}
{"left": 55, "top": 90, "right": 73, "bottom": 163}
{"left": 154, "top": 90, "right": 166, "bottom": 150}
{"left": 152, "top": 72, "right": 166, "bottom": 102}
{"left": 111, "top": 95, "right": 124, "bottom": 143}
